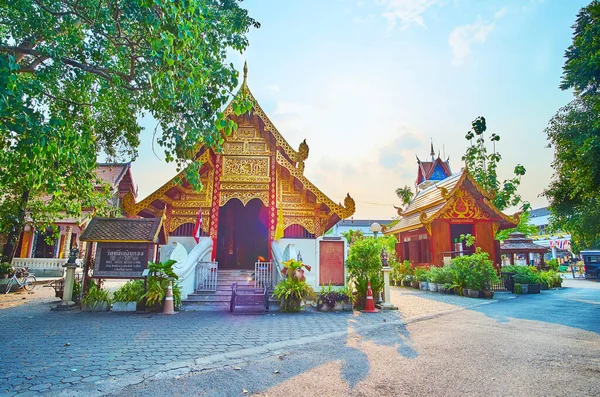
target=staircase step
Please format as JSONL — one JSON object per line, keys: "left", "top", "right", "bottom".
{"left": 182, "top": 301, "right": 230, "bottom": 311}
{"left": 184, "top": 294, "right": 232, "bottom": 302}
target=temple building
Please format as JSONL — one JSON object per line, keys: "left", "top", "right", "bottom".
{"left": 122, "top": 63, "right": 355, "bottom": 298}
{"left": 385, "top": 151, "right": 517, "bottom": 267}
{"left": 10, "top": 163, "right": 137, "bottom": 276}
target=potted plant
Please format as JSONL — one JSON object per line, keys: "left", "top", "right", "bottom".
{"left": 81, "top": 282, "right": 112, "bottom": 312}
{"left": 0, "top": 262, "right": 12, "bottom": 279}
{"left": 142, "top": 260, "right": 182, "bottom": 311}
{"left": 402, "top": 274, "right": 413, "bottom": 287}
{"left": 274, "top": 259, "right": 315, "bottom": 312}
{"left": 414, "top": 266, "right": 429, "bottom": 290}
{"left": 513, "top": 267, "right": 540, "bottom": 295}
{"left": 113, "top": 280, "right": 145, "bottom": 312}
{"left": 427, "top": 269, "right": 438, "bottom": 292}
{"left": 443, "top": 283, "right": 454, "bottom": 294}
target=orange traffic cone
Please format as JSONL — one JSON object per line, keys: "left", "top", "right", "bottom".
{"left": 162, "top": 281, "right": 176, "bottom": 315}
{"left": 361, "top": 281, "right": 379, "bottom": 313}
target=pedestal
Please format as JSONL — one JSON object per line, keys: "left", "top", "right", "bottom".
{"left": 51, "top": 264, "right": 77, "bottom": 311}
{"left": 376, "top": 267, "right": 398, "bottom": 310}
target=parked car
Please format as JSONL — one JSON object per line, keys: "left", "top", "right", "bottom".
{"left": 580, "top": 251, "right": 600, "bottom": 279}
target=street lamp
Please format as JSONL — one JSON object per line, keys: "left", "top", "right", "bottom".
{"left": 370, "top": 222, "right": 382, "bottom": 239}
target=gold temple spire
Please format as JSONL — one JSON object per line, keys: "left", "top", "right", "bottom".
{"left": 243, "top": 60, "right": 248, "bottom": 87}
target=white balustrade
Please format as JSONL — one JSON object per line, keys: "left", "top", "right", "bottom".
{"left": 195, "top": 261, "right": 218, "bottom": 291}
{"left": 11, "top": 258, "right": 83, "bottom": 277}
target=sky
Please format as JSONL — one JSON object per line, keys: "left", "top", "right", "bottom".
{"left": 131, "top": 0, "right": 588, "bottom": 220}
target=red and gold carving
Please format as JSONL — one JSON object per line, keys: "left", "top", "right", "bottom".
{"left": 441, "top": 189, "right": 490, "bottom": 220}
{"left": 221, "top": 156, "right": 270, "bottom": 183}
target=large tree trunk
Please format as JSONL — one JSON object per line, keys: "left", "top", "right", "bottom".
{"left": 1, "top": 190, "right": 30, "bottom": 263}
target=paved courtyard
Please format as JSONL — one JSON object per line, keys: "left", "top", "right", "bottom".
{"left": 0, "top": 283, "right": 503, "bottom": 396}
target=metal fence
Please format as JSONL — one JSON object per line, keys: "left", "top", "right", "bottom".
{"left": 254, "top": 261, "right": 277, "bottom": 290}
{"left": 195, "top": 261, "right": 218, "bottom": 292}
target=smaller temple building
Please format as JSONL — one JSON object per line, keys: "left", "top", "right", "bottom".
{"left": 385, "top": 152, "right": 518, "bottom": 266}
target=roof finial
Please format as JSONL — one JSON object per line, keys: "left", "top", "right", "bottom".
{"left": 430, "top": 139, "right": 435, "bottom": 161}
{"left": 243, "top": 60, "right": 248, "bottom": 86}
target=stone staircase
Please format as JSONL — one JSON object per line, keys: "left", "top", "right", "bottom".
{"left": 183, "top": 270, "right": 255, "bottom": 311}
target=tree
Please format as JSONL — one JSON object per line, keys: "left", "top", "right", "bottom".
{"left": 462, "top": 116, "right": 528, "bottom": 212}
{"left": 395, "top": 185, "right": 414, "bottom": 207}
{"left": 0, "top": 0, "right": 258, "bottom": 260}
{"left": 544, "top": 1, "right": 600, "bottom": 252}
{"left": 341, "top": 229, "right": 364, "bottom": 246}
{"left": 495, "top": 211, "right": 539, "bottom": 242}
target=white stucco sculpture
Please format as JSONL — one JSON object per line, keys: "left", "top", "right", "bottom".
{"left": 169, "top": 237, "right": 213, "bottom": 299}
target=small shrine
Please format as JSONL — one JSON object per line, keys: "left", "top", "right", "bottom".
{"left": 500, "top": 232, "right": 548, "bottom": 267}
{"left": 385, "top": 150, "right": 518, "bottom": 266}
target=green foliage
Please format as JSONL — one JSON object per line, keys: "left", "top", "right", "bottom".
{"left": 72, "top": 279, "right": 81, "bottom": 304}
{"left": 273, "top": 259, "right": 315, "bottom": 312}
{"left": 449, "top": 249, "right": 499, "bottom": 292}
{"left": 82, "top": 282, "right": 111, "bottom": 306}
{"left": 545, "top": 2, "right": 600, "bottom": 252}
{"left": 547, "top": 259, "right": 560, "bottom": 272}
{"left": 395, "top": 185, "right": 414, "bottom": 207}
{"left": 143, "top": 278, "right": 182, "bottom": 308}
{"left": 560, "top": 1, "right": 600, "bottom": 97}
{"left": 413, "top": 265, "right": 429, "bottom": 282}
{"left": 143, "top": 259, "right": 181, "bottom": 309}
{"left": 341, "top": 229, "right": 364, "bottom": 246}
{"left": 459, "top": 233, "right": 476, "bottom": 247}
{"left": 148, "top": 260, "right": 178, "bottom": 280}
{"left": 316, "top": 284, "right": 350, "bottom": 309}
{"left": 504, "top": 265, "right": 540, "bottom": 285}
{"left": 113, "top": 280, "right": 145, "bottom": 303}
{"left": 346, "top": 237, "right": 395, "bottom": 300}
{"left": 496, "top": 211, "right": 539, "bottom": 240}
{"left": 0, "top": 262, "right": 12, "bottom": 275}
{"left": 462, "top": 116, "right": 528, "bottom": 211}
{"left": 544, "top": 97, "right": 600, "bottom": 252}
{"left": 0, "top": 0, "right": 258, "bottom": 260}
{"left": 558, "top": 265, "right": 569, "bottom": 272}
{"left": 514, "top": 283, "right": 523, "bottom": 294}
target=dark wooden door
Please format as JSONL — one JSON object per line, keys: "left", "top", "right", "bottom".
{"left": 319, "top": 241, "right": 345, "bottom": 286}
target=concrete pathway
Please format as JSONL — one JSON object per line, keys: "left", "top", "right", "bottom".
{"left": 1, "top": 280, "right": 596, "bottom": 396}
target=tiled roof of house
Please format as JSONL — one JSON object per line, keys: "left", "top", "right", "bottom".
{"left": 500, "top": 232, "right": 548, "bottom": 252}
{"left": 80, "top": 217, "right": 167, "bottom": 244}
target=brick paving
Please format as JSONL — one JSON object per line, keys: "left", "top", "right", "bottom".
{"left": 0, "top": 287, "right": 492, "bottom": 395}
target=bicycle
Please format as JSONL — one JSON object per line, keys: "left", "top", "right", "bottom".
{"left": 5, "top": 267, "right": 36, "bottom": 294}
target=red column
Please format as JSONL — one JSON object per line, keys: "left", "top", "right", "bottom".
{"left": 209, "top": 155, "right": 222, "bottom": 261}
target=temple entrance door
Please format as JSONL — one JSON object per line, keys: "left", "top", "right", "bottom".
{"left": 216, "top": 198, "right": 269, "bottom": 269}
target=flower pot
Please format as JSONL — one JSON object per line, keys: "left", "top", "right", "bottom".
{"left": 540, "top": 283, "right": 549, "bottom": 291}
{"left": 419, "top": 281, "right": 429, "bottom": 290}
{"left": 335, "top": 302, "right": 353, "bottom": 311}
{"left": 112, "top": 301, "right": 137, "bottom": 312}
{"left": 402, "top": 279, "right": 411, "bottom": 287}
{"left": 281, "top": 298, "right": 302, "bottom": 312}
{"left": 521, "top": 284, "right": 529, "bottom": 294}
{"left": 436, "top": 283, "right": 444, "bottom": 291}
{"left": 467, "top": 289, "right": 480, "bottom": 298}
{"left": 528, "top": 284, "right": 541, "bottom": 294}
{"left": 482, "top": 290, "right": 494, "bottom": 299}
{"left": 462, "top": 288, "right": 468, "bottom": 297}
{"left": 82, "top": 302, "right": 110, "bottom": 312}
{"left": 411, "top": 280, "right": 419, "bottom": 289}
{"left": 429, "top": 283, "right": 438, "bottom": 292}
{"left": 318, "top": 303, "right": 331, "bottom": 312}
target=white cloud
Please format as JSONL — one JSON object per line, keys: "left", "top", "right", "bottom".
{"left": 379, "top": 0, "right": 441, "bottom": 30}
{"left": 448, "top": 8, "right": 506, "bottom": 66}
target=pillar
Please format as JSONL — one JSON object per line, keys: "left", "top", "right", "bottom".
{"left": 552, "top": 246, "right": 557, "bottom": 259}
{"left": 61, "top": 226, "right": 73, "bottom": 259}
{"left": 377, "top": 267, "right": 398, "bottom": 310}
{"left": 209, "top": 155, "right": 222, "bottom": 261}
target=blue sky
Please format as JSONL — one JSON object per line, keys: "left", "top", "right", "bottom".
{"left": 132, "top": 0, "right": 588, "bottom": 219}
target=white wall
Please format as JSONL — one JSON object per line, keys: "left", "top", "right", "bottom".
{"left": 275, "top": 237, "right": 348, "bottom": 290}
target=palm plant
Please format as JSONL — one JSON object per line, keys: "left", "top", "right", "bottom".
{"left": 395, "top": 186, "right": 414, "bottom": 207}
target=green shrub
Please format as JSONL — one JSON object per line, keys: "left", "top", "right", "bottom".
{"left": 547, "top": 259, "right": 559, "bottom": 272}
{"left": 346, "top": 237, "right": 393, "bottom": 302}
{"left": 449, "top": 249, "right": 498, "bottom": 292}
{"left": 274, "top": 259, "right": 315, "bottom": 312}
{"left": 511, "top": 266, "right": 540, "bottom": 284}
{"left": 413, "top": 266, "right": 429, "bottom": 282}
{"left": 514, "top": 283, "right": 523, "bottom": 294}
{"left": 114, "top": 280, "right": 145, "bottom": 303}
{"left": 0, "top": 262, "right": 13, "bottom": 275}
{"left": 82, "top": 282, "right": 111, "bottom": 306}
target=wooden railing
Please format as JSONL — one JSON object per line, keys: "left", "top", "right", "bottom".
{"left": 194, "top": 261, "right": 218, "bottom": 292}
